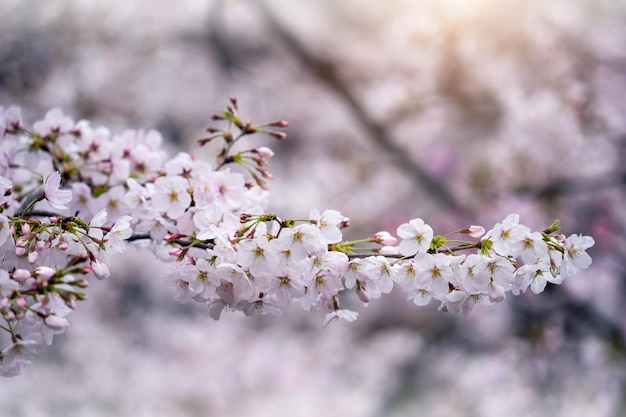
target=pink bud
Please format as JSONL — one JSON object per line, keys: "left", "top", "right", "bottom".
{"left": 12, "top": 269, "right": 31, "bottom": 282}
{"left": 28, "top": 250, "right": 38, "bottom": 264}
{"left": 169, "top": 248, "right": 183, "bottom": 257}
{"left": 269, "top": 119, "right": 289, "bottom": 127}
{"left": 373, "top": 231, "right": 397, "bottom": 246}
{"left": 33, "top": 266, "right": 56, "bottom": 280}
{"left": 466, "top": 225, "right": 485, "bottom": 238}
{"left": 21, "top": 223, "right": 30, "bottom": 235}
{"left": 356, "top": 282, "right": 371, "bottom": 303}
{"left": 91, "top": 259, "right": 110, "bottom": 280}
{"left": 379, "top": 246, "right": 400, "bottom": 256}
{"left": 257, "top": 168, "right": 273, "bottom": 180}
{"left": 255, "top": 147, "right": 274, "bottom": 159}
{"left": 269, "top": 131, "right": 287, "bottom": 140}
{"left": 44, "top": 315, "right": 70, "bottom": 331}
{"left": 16, "top": 296, "right": 26, "bottom": 308}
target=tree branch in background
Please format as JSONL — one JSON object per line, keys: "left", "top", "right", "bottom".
{"left": 253, "top": 0, "right": 472, "bottom": 220}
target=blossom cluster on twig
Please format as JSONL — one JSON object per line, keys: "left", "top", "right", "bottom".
{"left": 0, "top": 99, "right": 594, "bottom": 376}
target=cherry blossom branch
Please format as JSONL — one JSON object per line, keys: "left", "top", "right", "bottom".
{"left": 0, "top": 102, "right": 594, "bottom": 378}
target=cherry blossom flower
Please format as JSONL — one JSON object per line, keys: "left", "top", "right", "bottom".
{"left": 152, "top": 176, "right": 192, "bottom": 220}
{"left": 414, "top": 253, "right": 453, "bottom": 298}
{"left": 483, "top": 214, "right": 529, "bottom": 257}
{"left": 397, "top": 218, "right": 434, "bottom": 256}
{"left": 237, "top": 237, "right": 279, "bottom": 276}
{"left": 322, "top": 309, "right": 359, "bottom": 328}
{"left": 562, "top": 234, "right": 595, "bottom": 277}
{"left": 43, "top": 172, "right": 73, "bottom": 210}
{"left": 310, "top": 209, "right": 344, "bottom": 244}
{"left": 105, "top": 216, "right": 133, "bottom": 253}
{"left": 516, "top": 231, "right": 549, "bottom": 264}
{"left": 33, "top": 108, "right": 74, "bottom": 136}
{"left": 0, "top": 214, "right": 11, "bottom": 247}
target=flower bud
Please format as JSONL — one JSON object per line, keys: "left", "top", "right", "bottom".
{"left": 268, "top": 119, "right": 289, "bottom": 128}
{"left": 356, "top": 281, "right": 371, "bottom": 303}
{"left": 254, "top": 147, "right": 275, "bottom": 159}
{"left": 44, "top": 315, "right": 70, "bottom": 332}
{"left": 169, "top": 248, "right": 183, "bottom": 257}
{"left": 91, "top": 259, "right": 111, "bottom": 280}
{"left": 33, "top": 266, "right": 56, "bottom": 280}
{"left": 256, "top": 167, "right": 273, "bottom": 180}
{"left": 28, "top": 250, "right": 38, "bottom": 264}
{"left": 373, "top": 231, "right": 397, "bottom": 246}
{"left": 12, "top": 269, "right": 31, "bottom": 282}
{"left": 325, "top": 296, "right": 337, "bottom": 311}
{"left": 378, "top": 245, "right": 400, "bottom": 256}
{"left": 466, "top": 225, "right": 485, "bottom": 238}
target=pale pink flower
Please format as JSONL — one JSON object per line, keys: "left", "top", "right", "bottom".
{"left": 0, "top": 106, "right": 22, "bottom": 135}
{"left": 33, "top": 108, "right": 74, "bottom": 135}
{"left": 562, "top": 234, "right": 595, "bottom": 277}
{"left": 310, "top": 209, "right": 344, "bottom": 244}
{"left": 516, "top": 231, "right": 549, "bottom": 264}
{"left": 364, "top": 256, "right": 395, "bottom": 294}
{"left": 322, "top": 309, "right": 358, "bottom": 328}
{"left": 414, "top": 253, "right": 453, "bottom": 297}
{"left": 43, "top": 172, "right": 73, "bottom": 210}
{"left": 0, "top": 215, "right": 14, "bottom": 248}
{"left": 397, "top": 218, "right": 433, "bottom": 256}
{"left": 274, "top": 224, "right": 326, "bottom": 260}
{"left": 105, "top": 216, "right": 133, "bottom": 253}
{"left": 152, "top": 176, "right": 191, "bottom": 219}
{"left": 237, "top": 237, "right": 279, "bottom": 276}
{"left": 483, "top": 214, "right": 530, "bottom": 257}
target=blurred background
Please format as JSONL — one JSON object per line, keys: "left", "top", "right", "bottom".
{"left": 1, "top": 0, "right": 625, "bottom": 415}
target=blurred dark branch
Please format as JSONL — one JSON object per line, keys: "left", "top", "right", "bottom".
{"left": 253, "top": 0, "right": 472, "bottom": 220}
{"left": 512, "top": 290, "right": 626, "bottom": 357}
{"left": 515, "top": 169, "right": 626, "bottom": 199}
{"left": 206, "top": 0, "right": 237, "bottom": 74}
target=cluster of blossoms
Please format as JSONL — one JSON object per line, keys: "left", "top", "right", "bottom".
{"left": 0, "top": 99, "right": 594, "bottom": 376}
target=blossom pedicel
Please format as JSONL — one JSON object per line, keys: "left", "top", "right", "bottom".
{"left": 0, "top": 100, "right": 594, "bottom": 376}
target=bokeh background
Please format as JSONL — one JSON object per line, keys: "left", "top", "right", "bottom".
{"left": 1, "top": 0, "right": 625, "bottom": 416}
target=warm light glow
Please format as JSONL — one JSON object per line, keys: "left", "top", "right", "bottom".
{"left": 439, "top": 0, "right": 507, "bottom": 21}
